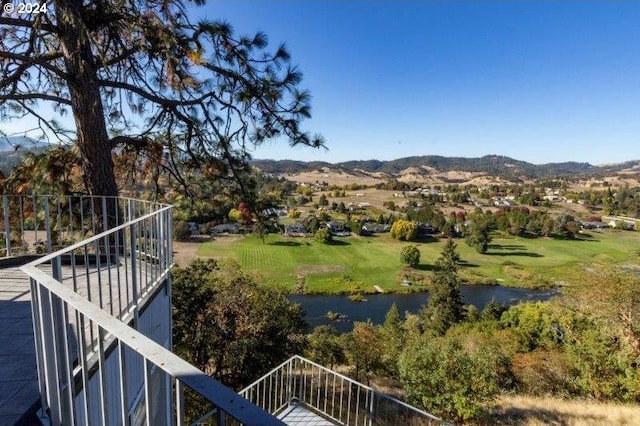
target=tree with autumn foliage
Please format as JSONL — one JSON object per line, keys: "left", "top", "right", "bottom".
{"left": 0, "top": 1, "right": 323, "bottom": 206}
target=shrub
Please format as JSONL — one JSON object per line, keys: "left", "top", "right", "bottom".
{"left": 511, "top": 349, "right": 577, "bottom": 397}
{"left": 390, "top": 219, "right": 417, "bottom": 241}
{"left": 173, "top": 220, "right": 191, "bottom": 241}
{"left": 400, "top": 245, "right": 420, "bottom": 268}
{"left": 288, "top": 209, "right": 301, "bottom": 219}
{"left": 199, "top": 221, "right": 216, "bottom": 235}
{"left": 314, "top": 228, "right": 332, "bottom": 244}
{"left": 399, "top": 335, "right": 510, "bottom": 422}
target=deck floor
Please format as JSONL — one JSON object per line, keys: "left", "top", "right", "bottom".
{"left": 0, "top": 267, "right": 38, "bottom": 426}
{"left": 0, "top": 256, "right": 157, "bottom": 425}
{"left": 278, "top": 403, "right": 339, "bottom": 426}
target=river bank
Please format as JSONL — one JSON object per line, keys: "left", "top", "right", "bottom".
{"left": 290, "top": 285, "right": 559, "bottom": 332}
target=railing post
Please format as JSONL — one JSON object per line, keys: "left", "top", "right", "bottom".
{"left": 44, "top": 196, "right": 52, "bottom": 254}
{"left": 37, "top": 283, "right": 62, "bottom": 425}
{"left": 29, "top": 278, "right": 48, "bottom": 422}
{"left": 3, "top": 195, "right": 11, "bottom": 256}
{"left": 368, "top": 389, "right": 375, "bottom": 426}
{"left": 175, "top": 379, "right": 185, "bottom": 426}
{"left": 287, "top": 359, "right": 293, "bottom": 407}
{"left": 129, "top": 223, "right": 139, "bottom": 324}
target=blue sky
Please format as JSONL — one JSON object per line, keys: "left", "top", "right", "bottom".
{"left": 201, "top": 1, "right": 640, "bottom": 165}
{"left": 3, "top": 2, "right": 639, "bottom": 165}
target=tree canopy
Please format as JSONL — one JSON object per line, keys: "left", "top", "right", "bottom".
{"left": 0, "top": 0, "right": 323, "bottom": 198}
{"left": 171, "top": 258, "right": 307, "bottom": 389}
{"left": 420, "top": 238, "right": 464, "bottom": 335}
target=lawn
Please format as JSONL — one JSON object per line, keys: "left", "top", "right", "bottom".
{"left": 196, "top": 229, "right": 640, "bottom": 294}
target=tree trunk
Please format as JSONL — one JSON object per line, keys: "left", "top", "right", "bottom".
{"left": 55, "top": 0, "right": 118, "bottom": 199}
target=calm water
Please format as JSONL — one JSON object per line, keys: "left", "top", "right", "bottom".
{"left": 290, "top": 285, "right": 558, "bottom": 332}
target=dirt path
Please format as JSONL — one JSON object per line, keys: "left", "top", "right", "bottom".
{"left": 172, "top": 238, "right": 207, "bottom": 267}
{"left": 172, "top": 235, "right": 244, "bottom": 267}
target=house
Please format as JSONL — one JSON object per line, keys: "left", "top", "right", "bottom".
{"left": 417, "top": 222, "right": 436, "bottom": 237}
{"left": 580, "top": 221, "right": 608, "bottom": 229}
{"left": 361, "top": 223, "right": 391, "bottom": 235}
{"left": 187, "top": 221, "right": 201, "bottom": 234}
{"left": 263, "top": 207, "right": 287, "bottom": 217}
{"left": 284, "top": 222, "right": 309, "bottom": 237}
{"left": 211, "top": 223, "right": 240, "bottom": 234}
{"left": 493, "top": 197, "right": 517, "bottom": 207}
{"left": 326, "top": 221, "right": 351, "bottom": 236}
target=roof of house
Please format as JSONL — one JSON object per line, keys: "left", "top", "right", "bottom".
{"left": 285, "top": 222, "right": 309, "bottom": 232}
{"left": 211, "top": 223, "right": 240, "bottom": 233}
{"left": 362, "top": 223, "right": 390, "bottom": 233}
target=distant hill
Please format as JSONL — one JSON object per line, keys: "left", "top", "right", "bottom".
{"left": 0, "top": 136, "right": 47, "bottom": 151}
{"left": 252, "top": 155, "right": 640, "bottom": 180}
{"left": 0, "top": 136, "right": 48, "bottom": 174}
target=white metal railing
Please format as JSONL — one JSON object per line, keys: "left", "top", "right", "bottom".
{"left": 0, "top": 194, "right": 160, "bottom": 258}
{"left": 15, "top": 195, "right": 281, "bottom": 426}
{"left": 238, "top": 356, "right": 449, "bottom": 426}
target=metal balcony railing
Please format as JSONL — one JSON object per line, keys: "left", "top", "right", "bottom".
{"left": 237, "top": 355, "right": 448, "bottom": 426}
{"left": 9, "top": 195, "right": 281, "bottom": 426}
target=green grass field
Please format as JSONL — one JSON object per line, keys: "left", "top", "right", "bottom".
{"left": 196, "top": 229, "right": 640, "bottom": 294}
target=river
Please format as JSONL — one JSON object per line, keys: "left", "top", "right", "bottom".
{"left": 289, "top": 285, "right": 558, "bottom": 332}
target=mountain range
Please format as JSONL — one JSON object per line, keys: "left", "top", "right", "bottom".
{"left": 252, "top": 155, "right": 640, "bottom": 181}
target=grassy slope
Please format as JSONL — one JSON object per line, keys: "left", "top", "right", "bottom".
{"left": 197, "top": 229, "right": 640, "bottom": 293}
{"left": 491, "top": 394, "right": 640, "bottom": 425}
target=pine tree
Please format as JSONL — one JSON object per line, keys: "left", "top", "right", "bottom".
{"left": 420, "top": 238, "right": 464, "bottom": 335}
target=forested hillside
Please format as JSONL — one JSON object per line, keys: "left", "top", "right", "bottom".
{"left": 252, "top": 155, "right": 639, "bottom": 180}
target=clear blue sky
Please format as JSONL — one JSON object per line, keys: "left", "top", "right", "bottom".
{"left": 200, "top": 1, "right": 640, "bottom": 165}
{"left": 3, "top": 2, "right": 639, "bottom": 165}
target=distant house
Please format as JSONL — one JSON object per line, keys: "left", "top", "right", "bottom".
{"left": 361, "top": 223, "right": 391, "bottom": 235}
{"left": 263, "top": 207, "right": 287, "bottom": 217}
{"left": 579, "top": 221, "right": 608, "bottom": 230}
{"left": 602, "top": 215, "right": 639, "bottom": 230}
{"left": 211, "top": 223, "right": 240, "bottom": 234}
{"left": 493, "top": 197, "right": 517, "bottom": 207}
{"left": 326, "top": 221, "right": 351, "bottom": 236}
{"left": 284, "top": 222, "right": 309, "bottom": 237}
{"left": 187, "top": 222, "right": 201, "bottom": 235}
{"left": 417, "top": 222, "right": 436, "bottom": 237}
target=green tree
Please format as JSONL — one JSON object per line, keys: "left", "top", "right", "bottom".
{"left": 379, "top": 303, "right": 405, "bottom": 377}
{"left": 399, "top": 335, "right": 511, "bottom": 422}
{"left": 0, "top": 1, "right": 323, "bottom": 204}
{"left": 465, "top": 213, "right": 493, "bottom": 254}
{"left": 314, "top": 227, "right": 332, "bottom": 244}
{"left": 228, "top": 208, "right": 244, "bottom": 223}
{"left": 345, "top": 320, "right": 383, "bottom": 385}
{"left": 420, "top": 239, "right": 464, "bottom": 335}
{"left": 4, "top": 146, "right": 82, "bottom": 195}
{"left": 288, "top": 209, "right": 301, "bottom": 219}
{"left": 172, "top": 259, "right": 307, "bottom": 389}
{"left": 173, "top": 220, "right": 192, "bottom": 242}
{"left": 306, "top": 325, "right": 345, "bottom": 369}
{"left": 400, "top": 244, "right": 421, "bottom": 268}
{"left": 318, "top": 194, "right": 329, "bottom": 206}
{"left": 390, "top": 219, "right": 418, "bottom": 241}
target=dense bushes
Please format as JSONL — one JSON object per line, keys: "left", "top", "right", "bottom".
{"left": 314, "top": 228, "right": 332, "bottom": 244}
{"left": 390, "top": 219, "right": 417, "bottom": 241}
{"left": 400, "top": 244, "right": 420, "bottom": 267}
{"left": 173, "top": 220, "right": 191, "bottom": 241}
{"left": 399, "top": 334, "right": 512, "bottom": 422}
